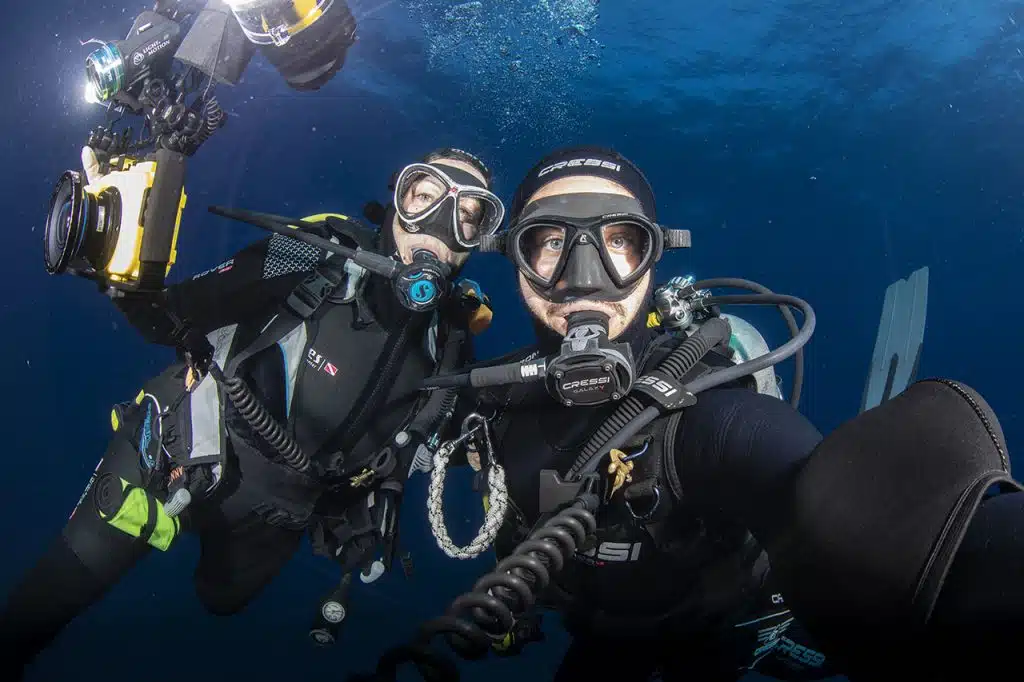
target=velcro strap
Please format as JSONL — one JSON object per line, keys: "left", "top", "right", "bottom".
{"left": 139, "top": 491, "right": 157, "bottom": 543}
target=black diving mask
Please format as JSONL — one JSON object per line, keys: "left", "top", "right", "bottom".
{"left": 507, "top": 194, "right": 691, "bottom": 303}
{"left": 393, "top": 163, "right": 504, "bottom": 252}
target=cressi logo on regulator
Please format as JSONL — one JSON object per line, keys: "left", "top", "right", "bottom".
{"left": 561, "top": 375, "right": 612, "bottom": 392}
{"left": 551, "top": 364, "right": 618, "bottom": 406}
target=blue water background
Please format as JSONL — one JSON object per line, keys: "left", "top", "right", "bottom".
{"left": 2, "top": 1, "right": 1023, "bottom": 680}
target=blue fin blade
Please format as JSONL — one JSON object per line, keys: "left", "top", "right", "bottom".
{"left": 860, "top": 266, "right": 930, "bottom": 413}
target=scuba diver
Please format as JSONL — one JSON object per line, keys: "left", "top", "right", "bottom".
{"left": 0, "top": 147, "right": 505, "bottom": 678}
{"left": 399, "top": 146, "right": 1024, "bottom": 682}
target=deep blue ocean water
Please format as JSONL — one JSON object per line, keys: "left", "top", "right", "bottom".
{"left": 2, "top": 1, "right": 1023, "bottom": 680}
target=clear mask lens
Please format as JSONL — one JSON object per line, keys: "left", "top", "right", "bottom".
{"left": 517, "top": 224, "right": 567, "bottom": 285}
{"left": 454, "top": 189, "right": 503, "bottom": 244}
{"left": 600, "top": 221, "right": 652, "bottom": 280}
{"left": 397, "top": 169, "right": 448, "bottom": 219}
{"left": 515, "top": 219, "right": 655, "bottom": 287}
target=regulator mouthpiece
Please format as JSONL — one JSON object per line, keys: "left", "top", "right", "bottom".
{"left": 546, "top": 312, "right": 635, "bottom": 407}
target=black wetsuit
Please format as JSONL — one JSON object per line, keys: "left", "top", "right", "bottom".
{"left": 0, "top": 221, "right": 473, "bottom": 677}
{"left": 480, "top": 327, "right": 1024, "bottom": 681}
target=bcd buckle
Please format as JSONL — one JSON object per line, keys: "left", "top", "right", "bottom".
{"left": 286, "top": 263, "right": 347, "bottom": 319}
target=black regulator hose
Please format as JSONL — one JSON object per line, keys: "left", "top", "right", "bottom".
{"left": 693, "top": 294, "right": 814, "bottom": 395}
{"left": 569, "top": 292, "right": 816, "bottom": 479}
{"left": 567, "top": 317, "right": 731, "bottom": 478}
{"left": 695, "top": 277, "right": 804, "bottom": 408}
{"left": 421, "top": 359, "right": 545, "bottom": 390}
{"left": 405, "top": 326, "right": 469, "bottom": 437}
{"left": 207, "top": 363, "right": 311, "bottom": 473}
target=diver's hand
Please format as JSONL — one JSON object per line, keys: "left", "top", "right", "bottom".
{"left": 81, "top": 146, "right": 106, "bottom": 185}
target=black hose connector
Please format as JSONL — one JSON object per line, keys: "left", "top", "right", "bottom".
{"left": 422, "top": 360, "right": 545, "bottom": 390}
{"left": 567, "top": 317, "right": 730, "bottom": 478}
{"left": 470, "top": 362, "right": 540, "bottom": 388}
{"left": 208, "top": 363, "right": 311, "bottom": 473}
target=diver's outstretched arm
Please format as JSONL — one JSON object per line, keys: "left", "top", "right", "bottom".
{"left": 670, "top": 382, "right": 1024, "bottom": 679}
{"left": 757, "top": 380, "right": 1023, "bottom": 679}
{"left": 113, "top": 230, "right": 318, "bottom": 346}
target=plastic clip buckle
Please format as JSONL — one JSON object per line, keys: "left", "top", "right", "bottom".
{"left": 286, "top": 264, "right": 346, "bottom": 319}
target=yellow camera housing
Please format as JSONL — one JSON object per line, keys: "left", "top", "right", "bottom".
{"left": 84, "top": 154, "right": 187, "bottom": 287}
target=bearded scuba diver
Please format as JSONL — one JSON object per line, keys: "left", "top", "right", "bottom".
{"left": 348, "top": 146, "right": 836, "bottom": 682}
{"left": 0, "top": 147, "right": 504, "bottom": 679}
{"left": 349, "top": 146, "right": 1024, "bottom": 682}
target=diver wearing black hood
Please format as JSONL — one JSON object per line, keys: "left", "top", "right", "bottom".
{"left": 430, "top": 147, "right": 1024, "bottom": 682}
{"left": 438, "top": 146, "right": 837, "bottom": 680}
{"left": 0, "top": 148, "right": 503, "bottom": 678}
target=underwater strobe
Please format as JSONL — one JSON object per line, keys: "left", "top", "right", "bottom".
{"left": 44, "top": 149, "right": 187, "bottom": 294}
{"left": 225, "top": 0, "right": 357, "bottom": 91}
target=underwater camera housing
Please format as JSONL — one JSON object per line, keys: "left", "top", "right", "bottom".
{"left": 44, "top": 149, "right": 187, "bottom": 295}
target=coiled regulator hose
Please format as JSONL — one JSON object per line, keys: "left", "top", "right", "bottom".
{"left": 421, "top": 500, "right": 597, "bottom": 655}
{"left": 208, "top": 363, "right": 310, "bottom": 473}
{"left": 348, "top": 498, "right": 599, "bottom": 682}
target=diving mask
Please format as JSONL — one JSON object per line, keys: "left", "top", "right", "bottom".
{"left": 506, "top": 194, "right": 691, "bottom": 303}
{"left": 393, "top": 163, "right": 505, "bottom": 251}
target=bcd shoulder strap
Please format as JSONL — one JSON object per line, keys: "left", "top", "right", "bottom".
{"left": 224, "top": 216, "right": 376, "bottom": 379}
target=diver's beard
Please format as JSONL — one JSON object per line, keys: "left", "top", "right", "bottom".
{"left": 519, "top": 270, "right": 651, "bottom": 340}
{"left": 545, "top": 300, "right": 626, "bottom": 331}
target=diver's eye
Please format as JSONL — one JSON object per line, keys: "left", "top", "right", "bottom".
{"left": 543, "top": 237, "right": 564, "bottom": 251}
{"left": 604, "top": 228, "right": 641, "bottom": 254}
